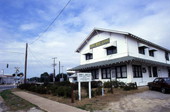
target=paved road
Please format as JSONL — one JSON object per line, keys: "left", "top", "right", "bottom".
{"left": 0, "top": 85, "right": 16, "bottom": 92}
{"left": 13, "top": 91, "right": 88, "bottom": 112}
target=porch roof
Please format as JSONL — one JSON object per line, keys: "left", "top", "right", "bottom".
{"left": 70, "top": 56, "right": 170, "bottom": 71}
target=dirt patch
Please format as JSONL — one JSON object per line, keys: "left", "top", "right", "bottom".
{"left": 104, "top": 91, "right": 170, "bottom": 112}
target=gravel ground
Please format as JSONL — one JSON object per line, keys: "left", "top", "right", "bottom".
{"left": 99, "top": 90, "right": 170, "bottom": 112}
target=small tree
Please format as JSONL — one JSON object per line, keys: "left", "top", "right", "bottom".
{"left": 55, "top": 73, "right": 68, "bottom": 82}
{"left": 40, "top": 72, "right": 50, "bottom": 84}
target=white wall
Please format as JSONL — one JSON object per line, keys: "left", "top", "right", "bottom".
{"left": 80, "top": 32, "right": 128, "bottom": 65}
{"left": 80, "top": 32, "right": 170, "bottom": 65}
{"left": 127, "top": 36, "right": 170, "bottom": 64}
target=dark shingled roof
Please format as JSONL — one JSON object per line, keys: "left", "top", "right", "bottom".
{"left": 70, "top": 56, "right": 170, "bottom": 71}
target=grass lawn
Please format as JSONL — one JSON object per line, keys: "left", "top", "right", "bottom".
{"left": 0, "top": 90, "right": 36, "bottom": 111}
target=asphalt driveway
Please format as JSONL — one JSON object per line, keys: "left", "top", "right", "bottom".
{"left": 103, "top": 90, "right": 170, "bottom": 112}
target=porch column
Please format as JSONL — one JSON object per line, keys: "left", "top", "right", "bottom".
{"left": 98, "top": 68, "right": 102, "bottom": 80}
{"left": 127, "top": 64, "right": 133, "bottom": 83}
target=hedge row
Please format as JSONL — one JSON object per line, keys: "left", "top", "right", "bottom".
{"left": 103, "top": 81, "right": 138, "bottom": 91}
{"left": 18, "top": 81, "right": 72, "bottom": 98}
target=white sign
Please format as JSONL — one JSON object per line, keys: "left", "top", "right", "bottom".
{"left": 77, "top": 73, "right": 92, "bottom": 100}
{"left": 77, "top": 73, "right": 92, "bottom": 82}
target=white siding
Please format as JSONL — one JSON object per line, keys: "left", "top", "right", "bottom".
{"left": 80, "top": 32, "right": 128, "bottom": 65}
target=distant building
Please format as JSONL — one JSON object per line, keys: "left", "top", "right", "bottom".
{"left": 67, "top": 70, "right": 77, "bottom": 83}
{"left": 0, "top": 75, "right": 15, "bottom": 84}
{"left": 70, "top": 28, "right": 170, "bottom": 86}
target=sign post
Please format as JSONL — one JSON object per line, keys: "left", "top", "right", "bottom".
{"left": 77, "top": 73, "right": 92, "bottom": 100}
{"left": 89, "top": 81, "right": 91, "bottom": 98}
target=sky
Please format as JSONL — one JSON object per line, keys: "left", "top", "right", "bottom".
{"left": 0, "top": 0, "right": 170, "bottom": 78}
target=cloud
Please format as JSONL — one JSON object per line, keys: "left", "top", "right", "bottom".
{"left": 20, "top": 23, "right": 39, "bottom": 31}
{"left": 1, "top": 0, "right": 170, "bottom": 77}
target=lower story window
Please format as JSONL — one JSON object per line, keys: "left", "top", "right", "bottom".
{"left": 133, "top": 65, "right": 142, "bottom": 78}
{"left": 116, "top": 65, "right": 127, "bottom": 78}
{"left": 102, "top": 68, "right": 111, "bottom": 79}
{"left": 91, "top": 69, "right": 99, "bottom": 79}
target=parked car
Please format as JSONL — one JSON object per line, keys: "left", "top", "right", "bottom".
{"left": 148, "top": 77, "right": 170, "bottom": 93}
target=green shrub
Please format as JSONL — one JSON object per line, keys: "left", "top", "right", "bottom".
{"left": 36, "top": 86, "right": 48, "bottom": 94}
{"left": 54, "top": 81, "right": 71, "bottom": 86}
{"left": 104, "top": 81, "right": 112, "bottom": 88}
{"left": 123, "top": 82, "right": 138, "bottom": 91}
{"left": 95, "top": 86, "right": 102, "bottom": 96}
{"left": 117, "top": 81, "right": 126, "bottom": 88}
{"left": 57, "top": 86, "right": 71, "bottom": 98}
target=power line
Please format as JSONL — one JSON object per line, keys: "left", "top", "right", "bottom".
{"left": 30, "top": 0, "right": 72, "bottom": 45}
{"left": 28, "top": 46, "right": 51, "bottom": 69}
{"left": 0, "top": 51, "right": 24, "bottom": 54}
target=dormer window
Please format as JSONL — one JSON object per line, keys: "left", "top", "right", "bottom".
{"left": 106, "top": 46, "right": 117, "bottom": 55}
{"left": 165, "top": 52, "right": 169, "bottom": 61}
{"left": 149, "top": 48, "right": 157, "bottom": 57}
{"left": 149, "top": 50, "right": 155, "bottom": 57}
{"left": 85, "top": 53, "right": 93, "bottom": 60}
{"left": 149, "top": 50, "right": 154, "bottom": 57}
{"left": 138, "top": 47, "right": 146, "bottom": 54}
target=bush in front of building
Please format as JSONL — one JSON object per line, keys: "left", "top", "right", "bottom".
{"left": 57, "top": 86, "right": 72, "bottom": 98}
{"left": 123, "top": 82, "right": 138, "bottom": 91}
{"left": 18, "top": 81, "right": 72, "bottom": 98}
{"left": 104, "top": 80, "right": 125, "bottom": 88}
{"left": 103, "top": 80, "right": 137, "bottom": 91}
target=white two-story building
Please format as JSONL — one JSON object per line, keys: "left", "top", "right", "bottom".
{"left": 70, "top": 28, "right": 170, "bottom": 86}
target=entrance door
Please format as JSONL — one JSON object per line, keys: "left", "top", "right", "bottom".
{"left": 168, "top": 69, "right": 170, "bottom": 77}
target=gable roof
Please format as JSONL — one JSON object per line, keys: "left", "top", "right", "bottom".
{"left": 76, "top": 28, "right": 170, "bottom": 53}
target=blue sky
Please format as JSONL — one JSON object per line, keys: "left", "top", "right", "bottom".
{"left": 0, "top": 0, "right": 170, "bottom": 78}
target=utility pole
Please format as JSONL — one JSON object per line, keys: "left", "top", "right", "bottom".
{"left": 52, "top": 57, "right": 57, "bottom": 82}
{"left": 61, "top": 66, "right": 64, "bottom": 79}
{"left": 24, "top": 43, "right": 28, "bottom": 84}
{"left": 59, "top": 61, "right": 60, "bottom": 75}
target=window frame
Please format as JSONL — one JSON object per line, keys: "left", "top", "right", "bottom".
{"left": 149, "top": 50, "right": 154, "bottom": 57}
{"left": 106, "top": 46, "right": 117, "bottom": 55}
{"left": 91, "top": 69, "right": 99, "bottom": 79}
{"left": 133, "top": 65, "right": 143, "bottom": 78}
{"left": 165, "top": 52, "right": 169, "bottom": 61}
{"left": 85, "top": 53, "right": 93, "bottom": 60}
{"left": 138, "top": 47, "right": 145, "bottom": 55}
{"left": 101, "top": 68, "right": 111, "bottom": 79}
{"left": 115, "top": 65, "right": 127, "bottom": 78}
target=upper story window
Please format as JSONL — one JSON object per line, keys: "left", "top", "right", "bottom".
{"left": 165, "top": 52, "right": 169, "bottom": 61}
{"left": 149, "top": 50, "right": 154, "bottom": 57}
{"left": 106, "top": 46, "right": 117, "bottom": 55}
{"left": 138, "top": 47, "right": 146, "bottom": 54}
{"left": 85, "top": 53, "right": 93, "bottom": 60}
